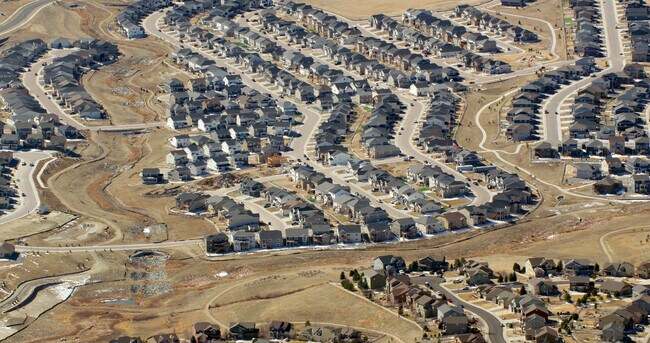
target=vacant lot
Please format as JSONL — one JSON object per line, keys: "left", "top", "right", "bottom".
{"left": 211, "top": 283, "right": 421, "bottom": 342}
{"left": 73, "top": 1, "right": 180, "bottom": 125}
{"left": 603, "top": 226, "right": 650, "bottom": 264}
{"left": 0, "top": 211, "right": 77, "bottom": 241}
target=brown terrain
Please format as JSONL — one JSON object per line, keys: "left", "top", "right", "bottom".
{"left": 0, "top": 0, "right": 648, "bottom": 341}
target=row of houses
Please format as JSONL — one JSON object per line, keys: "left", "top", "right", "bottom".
{"left": 506, "top": 58, "right": 597, "bottom": 142}
{"left": 115, "top": 0, "right": 171, "bottom": 39}
{"left": 314, "top": 102, "right": 354, "bottom": 166}
{"left": 566, "top": 73, "right": 645, "bottom": 140}
{"left": 398, "top": 9, "right": 512, "bottom": 74}
{"left": 0, "top": 152, "right": 18, "bottom": 212}
{"left": 113, "top": 320, "right": 365, "bottom": 343}
{"left": 395, "top": 10, "right": 498, "bottom": 54}
{"left": 175, "top": 193, "right": 262, "bottom": 232}
{"left": 0, "top": 97, "right": 75, "bottom": 151}
{"left": 0, "top": 39, "right": 47, "bottom": 89}
{"left": 591, "top": 172, "right": 650, "bottom": 195}
{"left": 473, "top": 284, "right": 557, "bottom": 341}
{"left": 0, "top": 39, "right": 84, "bottom": 151}
{"left": 623, "top": 0, "right": 650, "bottom": 62}
{"left": 570, "top": 0, "right": 603, "bottom": 57}
{"left": 205, "top": 222, "right": 373, "bottom": 253}
{"left": 452, "top": 5, "right": 539, "bottom": 44}
{"left": 525, "top": 256, "right": 650, "bottom": 278}
{"left": 567, "top": 155, "right": 650, "bottom": 177}
{"left": 42, "top": 41, "right": 120, "bottom": 120}
{"left": 359, "top": 93, "right": 403, "bottom": 160}
{"left": 416, "top": 88, "right": 458, "bottom": 153}
{"left": 276, "top": 1, "right": 468, "bottom": 85}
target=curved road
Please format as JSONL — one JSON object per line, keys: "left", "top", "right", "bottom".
{"left": 22, "top": 50, "right": 165, "bottom": 132}
{"left": 236, "top": 14, "right": 493, "bottom": 206}
{"left": 0, "top": 0, "right": 53, "bottom": 35}
{"left": 0, "top": 151, "right": 53, "bottom": 225}
{"left": 429, "top": 278, "right": 506, "bottom": 343}
{"left": 394, "top": 98, "right": 493, "bottom": 205}
{"left": 541, "top": 0, "right": 625, "bottom": 144}
{"left": 144, "top": 10, "right": 413, "bottom": 219}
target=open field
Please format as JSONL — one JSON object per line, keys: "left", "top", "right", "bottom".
{"left": 601, "top": 226, "right": 650, "bottom": 264}
{"left": 211, "top": 283, "right": 422, "bottom": 342}
{"left": 491, "top": 0, "right": 570, "bottom": 60}
{"left": 73, "top": 0, "right": 179, "bottom": 125}
{"left": 1, "top": 2, "right": 84, "bottom": 43}
{"left": 0, "top": 211, "right": 77, "bottom": 241}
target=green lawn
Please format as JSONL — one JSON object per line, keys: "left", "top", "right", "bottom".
{"left": 564, "top": 17, "right": 575, "bottom": 28}
{"left": 235, "top": 42, "right": 250, "bottom": 50}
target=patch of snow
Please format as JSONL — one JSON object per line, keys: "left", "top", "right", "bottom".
{"left": 52, "top": 276, "right": 90, "bottom": 300}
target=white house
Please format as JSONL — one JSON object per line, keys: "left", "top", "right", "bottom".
{"left": 170, "top": 134, "right": 191, "bottom": 148}
{"left": 328, "top": 151, "right": 350, "bottom": 166}
{"left": 124, "top": 24, "right": 145, "bottom": 39}
{"left": 410, "top": 82, "right": 430, "bottom": 96}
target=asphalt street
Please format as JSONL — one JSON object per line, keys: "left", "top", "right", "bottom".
{"left": 431, "top": 283, "right": 506, "bottom": 343}
{"left": 0, "top": 0, "right": 52, "bottom": 35}
{"left": 236, "top": 14, "right": 493, "bottom": 206}
{"left": 143, "top": 11, "right": 414, "bottom": 219}
{"left": 0, "top": 151, "right": 53, "bottom": 225}
{"left": 541, "top": 0, "right": 625, "bottom": 145}
{"left": 22, "top": 51, "right": 164, "bottom": 132}
{"left": 394, "top": 98, "right": 493, "bottom": 205}
{"left": 14, "top": 239, "right": 203, "bottom": 253}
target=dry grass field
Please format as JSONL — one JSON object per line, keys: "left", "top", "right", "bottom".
{"left": 1, "top": 2, "right": 85, "bottom": 43}
{"left": 211, "top": 283, "right": 422, "bottom": 342}
{"left": 490, "top": 0, "right": 570, "bottom": 60}
{"left": 599, "top": 226, "right": 650, "bottom": 264}
{"left": 0, "top": 211, "right": 77, "bottom": 240}
{"left": 0, "top": 0, "right": 34, "bottom": 20}
{"left": 0, "top": 252, "right": 93, "bottom": 292}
